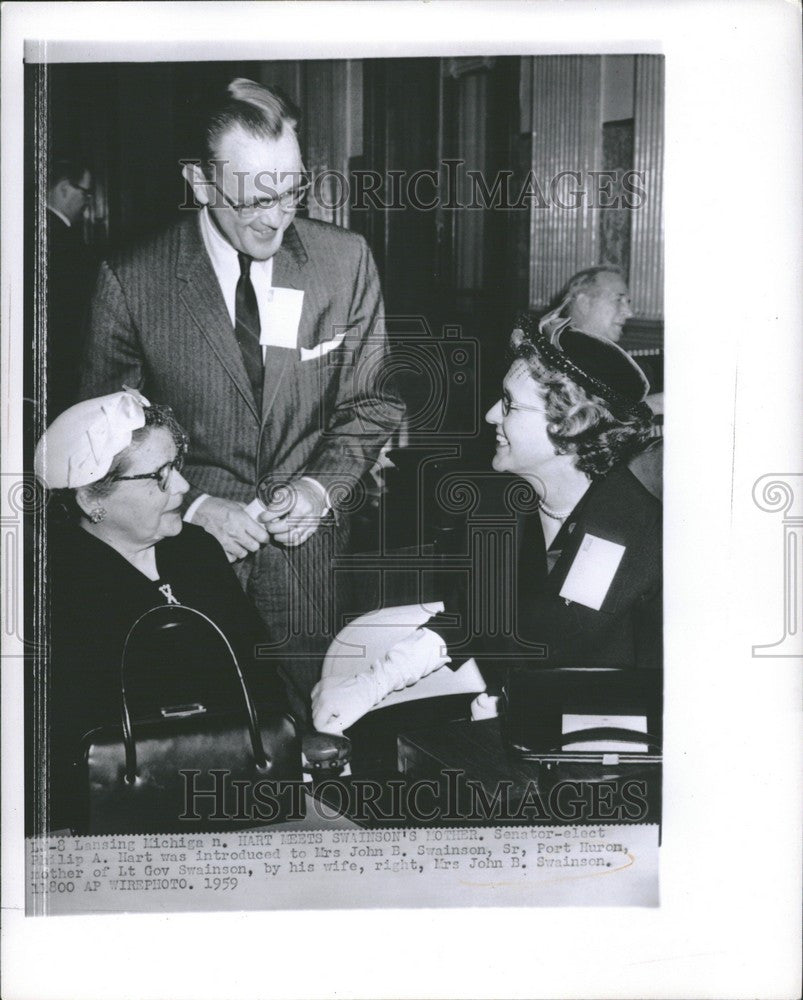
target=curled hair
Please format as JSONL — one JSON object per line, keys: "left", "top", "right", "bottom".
{"left": 511, "top": 337, "right": 651, "bottom": 479}
{"left": 52, "top": 404, "right": 189, "bottom": 521}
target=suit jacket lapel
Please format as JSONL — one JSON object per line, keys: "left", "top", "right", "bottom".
{"left": 176, "top": 216, "right": 260, "bottom": 422}
{"left": 261, "top": 223, "right": 309, "bottom": 421}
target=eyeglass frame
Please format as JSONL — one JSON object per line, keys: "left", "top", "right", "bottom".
{"left": 114, "top": 453, "right": 185, "bottom": 493}
{"left": 500, "top": 390, "right": 547, "bottom": 417}
{"left": 205, "top": 172, "right": 311, "bottom": 219}
{"left": 70, "top": 181, "right": 94, "bottom": 198}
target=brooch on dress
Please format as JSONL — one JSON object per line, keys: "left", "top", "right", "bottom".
{"left": 158, "top": 583, "right": 180, "bottom": 605}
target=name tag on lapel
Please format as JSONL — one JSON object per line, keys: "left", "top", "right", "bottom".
{"left": 559, "top": 533, "right": 626, "bottom": 610}
{"left": 259, "top": 288, "right": 305, "bottom": 350}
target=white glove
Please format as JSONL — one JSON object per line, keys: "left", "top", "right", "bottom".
{"left": 311, "top": 628, "right": 451, "bottom": 735}
{"left": 470, "top": 693, "right": 500, "bottom": 721}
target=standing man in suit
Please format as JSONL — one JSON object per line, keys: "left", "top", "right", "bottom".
{"left": 80, "top": 79, "right": 405, "bottom": 717}
{"left": 45, "top": 155, "right": 96, "bottom": 418}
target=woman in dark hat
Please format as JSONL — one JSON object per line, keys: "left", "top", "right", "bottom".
{"left": 32, "top": 388, "right": 289, "bottom": 832}
{"left": 480, "top": 317, "right": 661, "bottom": 663}
{"left": 312, "top": 318, "right": 661, "bottom": 734}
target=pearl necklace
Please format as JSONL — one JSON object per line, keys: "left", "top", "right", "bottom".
{"left": 538, "top": 498, "right": 574, "bottom": 521}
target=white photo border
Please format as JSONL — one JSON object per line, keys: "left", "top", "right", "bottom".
{"left": 3, "top": 2, "right": 801, "bottom": 998}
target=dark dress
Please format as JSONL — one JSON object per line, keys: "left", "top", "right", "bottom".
{"left": 40, "top": 522, "right": 288, "bottom": 831}
{"left": 431, "top": 460, "right": 662, "bottom": 678}
{"left": 343, "top": 460, "right": 662, "bottom": 775}
{"left": 512, "top": 461, "right": 662, "bottom": 670}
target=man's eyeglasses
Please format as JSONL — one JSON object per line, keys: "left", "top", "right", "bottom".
{"left": 115, "top": 454, "right": 185, "bottom": 493}
{"left": 500, "top": 392, "right": 546, "bottom": 417}
{"left": 207, "top": 174, "right": 311, "bottom": 220}
{"left": 71, "top": 182, "right": 93, "bottom": 199}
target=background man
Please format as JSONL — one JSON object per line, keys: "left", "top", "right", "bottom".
{"left": 543, "top": 264, "right": 662, "bottom": 413}
{"left": 80, "top": 79, "right": 405, "bottom": 717}
{"left": 45, "top": 155, "right": 96, "bottom": 417}
{"left": 555, "top": 264, "right": 633, "bottom": 343}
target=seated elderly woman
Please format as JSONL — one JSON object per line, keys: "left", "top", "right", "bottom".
{"left": 33, "top": 388, "right": 289, "bottom": 831}
{"left": 312, "top": 316, "right": 661, "bottom": 736}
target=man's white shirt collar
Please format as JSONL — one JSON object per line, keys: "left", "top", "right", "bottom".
{"left": 48, "top": 206, "right": 72, "bottom": 228}
{"left": 198, "top": 207, "right": 273, "bottom": 329}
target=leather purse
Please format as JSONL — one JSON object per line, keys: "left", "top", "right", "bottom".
{"left": 80, "top": 604, "right": 303, "bottom": 834}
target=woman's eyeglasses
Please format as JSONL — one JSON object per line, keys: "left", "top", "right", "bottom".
{"left": 500, "top": 392, "right": 546, "bottom": 417}
{"left": 115, "top": 454, "right": 185, "bottom": 493}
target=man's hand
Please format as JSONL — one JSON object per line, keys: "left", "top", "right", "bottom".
{"left": 193, "top": 496, "right": 269, "bottom": 562}
{"left": 259, "top": 479, "right": 327, "bottom": 547}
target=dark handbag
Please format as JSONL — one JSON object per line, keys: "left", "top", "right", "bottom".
{"left": 80, "top": 604, "right": 302, "bottom": 834}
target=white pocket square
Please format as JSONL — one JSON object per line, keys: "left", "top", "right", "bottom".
{"left": 299, "top": 331, "right": 347, "bottom": 361}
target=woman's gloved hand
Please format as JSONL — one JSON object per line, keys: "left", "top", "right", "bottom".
{"left": 311, "top": 628, "right": 451, "bottom": 735}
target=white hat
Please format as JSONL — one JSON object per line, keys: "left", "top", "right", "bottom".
{"left": 34, "top": 387, "right": 151, "bottom": 489}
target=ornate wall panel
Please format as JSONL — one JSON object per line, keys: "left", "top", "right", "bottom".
{"left": 527, "top": 56, "right": 602, "bottom": 308}
{"left": 630, "top": 55, "right": 665, "bottom": 319}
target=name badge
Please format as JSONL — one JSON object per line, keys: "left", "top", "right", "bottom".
{"left": 259, "top": 288, "right": 305, "bottom": 350}
{"left": 559, "top": 532, "right": 625, "bottom": 611}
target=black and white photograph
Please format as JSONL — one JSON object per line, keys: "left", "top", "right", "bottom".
{"left": 2, "top": 2, "right": 800, "bottom": 998}
{"left": 24, "top": 50, "right": 666, "bottom": 901}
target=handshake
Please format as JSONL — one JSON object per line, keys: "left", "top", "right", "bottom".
{"left": 311, "top": 628, "right": 451, "bottom": 735}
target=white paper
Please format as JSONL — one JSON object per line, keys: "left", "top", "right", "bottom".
{"left": 258, "top": 286, "right": 304, "bottom": 349}
{"left": 3, "top": 3, "right": 802, "bottom": 999}
{"left": 559, "top": 533, "right": 626, "bottom": 610}
{"left": 243, "top": 495, "right": 266, "bottom": 519}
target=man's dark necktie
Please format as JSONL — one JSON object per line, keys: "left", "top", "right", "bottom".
{"left": 235, "top": 252, "right": 263, "bottom": 410}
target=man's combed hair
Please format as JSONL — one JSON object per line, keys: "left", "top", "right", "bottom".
{"left": 512, "top": 337, "right": 651, "bottom": 479}
{"left": 539, "top": 265, "right": 625, "bottom": 336}
{"left": 201, "top": 78, "right": 301, "bottom": 169}
{"left": 48, "top": 155, "right": 91, "bottom": 191}
{"left": 563, "top": 265, "right": 624, "bottom": 306}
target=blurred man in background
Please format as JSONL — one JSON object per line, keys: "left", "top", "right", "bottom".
{"left": 551, "top": 265, "right": 633, "bottom": 343}
{"left": 45, "top": 155, "right": 96, "bottom": 418}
